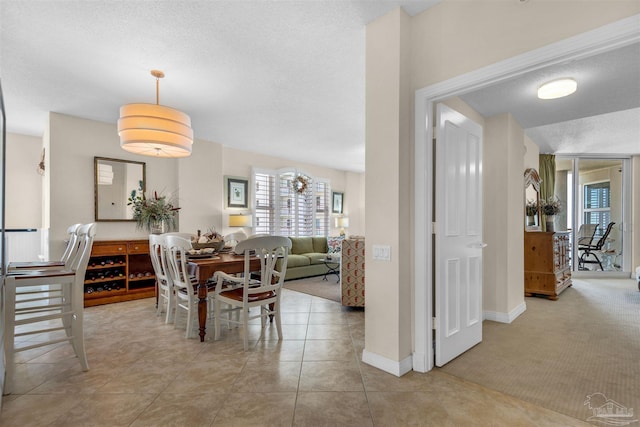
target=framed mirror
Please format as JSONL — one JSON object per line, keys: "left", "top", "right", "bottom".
{"left": 94, "top": 157, "right": 146, "bottom": 221}
{"left": 524, "top": 168, "right": 541, "bottom": 231}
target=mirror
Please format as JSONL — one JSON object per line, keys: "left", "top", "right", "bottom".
{"left": 94, "top": 157, "right": 146, "bottom": 221}
{"left": 524, "top": 168, "right": 541, "bottom": 230}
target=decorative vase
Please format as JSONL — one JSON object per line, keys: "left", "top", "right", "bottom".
{"left": 527, "top": 215, "right": 535, "bottom": 226}
{"left": 149, "top": 221, "right": 166, "bottom": 235}
{"left": 545, "top": 215, "right": 555, "bottom": 232}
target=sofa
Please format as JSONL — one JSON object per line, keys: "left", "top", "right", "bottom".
{"left": 278, "top": 236, "right": 343, "bottom": 280}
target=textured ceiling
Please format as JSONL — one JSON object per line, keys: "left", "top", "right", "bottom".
{"left": 1, "top": 1, "right": 638, "bottom": 176}
{"left": 459, "top": 42, "right": 640, "bottom": 155}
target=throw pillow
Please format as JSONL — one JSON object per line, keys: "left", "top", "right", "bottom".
{"left": 327, "top": 236, "right": 344, "bottom": 254}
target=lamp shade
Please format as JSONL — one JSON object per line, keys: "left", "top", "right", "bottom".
{"left": 229, "top": 214, "right": 253, "bottom": 227}
{"left": 335, "top": 217, "right": 349, "bottom": 228}
{"left": 118, "top": 103, "right": 193, "bottom": 158}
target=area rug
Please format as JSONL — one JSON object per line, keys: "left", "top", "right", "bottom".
{"left": 283, "top": 275, "right": 341, "bottom": 303}
{"left": 438, "top": 278, "right": 640, "bottom": 423}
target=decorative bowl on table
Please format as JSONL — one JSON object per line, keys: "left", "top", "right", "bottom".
{"left": 191, "top": 240, "right": 225, "bottom": 252}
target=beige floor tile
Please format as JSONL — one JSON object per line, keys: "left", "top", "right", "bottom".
{"left": 233, "top": 361, "right": 302, "bottom": 392}
{"left": 47, "top": 393, "right": 157, "bottom": 427}
{"left": 308, "top": 312, "right": 348, "bottom": 325}
{"left": 302, "top": 339, "right": 357, "bottom": 362}
{"left": 212, "top": 391, "right": 296, "bottom": 426}
{"left": 299, "top": 360, "right": 364, "bottom": 392}
{"left": 165, "top": 356, "right": 247, "bottom": 394}
{"left": 293, "top": 391, "right": 373, "bottom": 427}
{"left": 130, "top": 392, "right": 227, "bottom": 427}
{"left": 248, "top": 340, "right": 306, "bottom": 362}
{"left": 306, "top": 324, "right": 351, "bottom": 340}
{"left": 0, "top": 394, "right": 88, "bottom": 427}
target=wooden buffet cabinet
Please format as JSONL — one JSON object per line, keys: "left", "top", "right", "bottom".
{"left": 84, "top": 239, "right": 155, "bottom": 307}
{"left": 524, "top": 231, "right": 572, "bottom": 300}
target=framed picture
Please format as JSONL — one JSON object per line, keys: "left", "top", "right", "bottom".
{"left": 332, "top": 191, "right": 343, "bottom": 214}
{"left": 225, "top": 176, "right": 248, "bottom": 208}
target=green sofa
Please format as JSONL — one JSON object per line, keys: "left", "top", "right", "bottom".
{"left": 277, "top": 236, "right": 334, "bottom": 280}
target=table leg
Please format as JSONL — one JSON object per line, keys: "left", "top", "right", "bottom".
{"left": 197, "top": 283, "right": 207, "bottom": 342}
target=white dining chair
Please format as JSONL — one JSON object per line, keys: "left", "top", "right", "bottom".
{"left": 149, "top": 234, "right": 173, "bottom": 323}
{"left": 164, "top": 235, "right": 215, "bottom": 338}
{"left": 212, "top": 235, "right": 291, "bottom": 350}
{"left": 3, "top": 222, "right": 96, "bottom": 395}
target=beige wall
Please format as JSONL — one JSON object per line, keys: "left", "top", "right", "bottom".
{"left": 365, "top": 2, "right": 639, "bottom": 367}
{"left": 41, "top": 113, "right": 363, "bottom": 259}
{"left": 364, "top": 8, "right": 412, "bottom": 363}
{"left": 482, "top": 113, "right": 525, "bottom": 315}
{"left": 6, "top": 133, "right": 42, "bottom": 228}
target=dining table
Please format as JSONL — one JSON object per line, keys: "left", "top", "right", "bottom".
{"left": 188, "top": 252, "right": 261, "bottom": 342}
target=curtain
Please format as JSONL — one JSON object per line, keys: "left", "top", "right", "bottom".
{"left": 539, "top": 154, "right": 556, "bottom": 231}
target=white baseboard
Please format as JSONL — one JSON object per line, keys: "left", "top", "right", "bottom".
{"left": 483, "top": 301, "right": 526, "bottom": 324}
{"left": 362, "top": 349, "right": 413, "bottom": 377}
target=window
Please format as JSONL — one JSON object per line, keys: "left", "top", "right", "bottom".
{"left": 583, "top": 181, "right": 610, "bottom": 236}
{"left": 253, "top": 168, "right": 330, "bottom": 237}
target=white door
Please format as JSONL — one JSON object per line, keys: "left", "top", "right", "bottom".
{"left": 435, "top": 103, "right": 484, "bottom": 366}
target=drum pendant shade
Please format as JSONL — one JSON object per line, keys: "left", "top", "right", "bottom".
{"left": 118, "top": 70, "right": 193, "bottom": 158}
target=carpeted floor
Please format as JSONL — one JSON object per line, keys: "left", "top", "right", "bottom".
{"left": 283, "top": 275, "right": 341, "bottom": 302}
{"left": 439, "top": 278, "right": 640, "bottom": 423}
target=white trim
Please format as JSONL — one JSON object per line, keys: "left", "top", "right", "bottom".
{"left": 413, "top": 14, "right": 640, "bottom": 373}
{"left": 483, "top": 302, "right": 527, "bottom": 324}
{"left": 362, "top": 349, "right": 413, "bottom": 377}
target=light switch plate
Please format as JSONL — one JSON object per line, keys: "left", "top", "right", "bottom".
{"left": 372, "top": 244, "right": 391, "bottom": 261}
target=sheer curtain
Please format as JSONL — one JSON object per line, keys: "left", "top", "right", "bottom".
{"left": 539, "top": 154, "right": 556, "bottom": 231}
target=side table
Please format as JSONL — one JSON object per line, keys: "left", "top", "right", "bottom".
{"left": 320, "top": 258, "right": 340, "bottom": 283}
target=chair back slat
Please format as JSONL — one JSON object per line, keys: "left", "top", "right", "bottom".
{"left": 165, "top": 235, "right": 194, "bottom": 297}
{"left": 234, "top": 235, "right": 292, "bottom": 299}
{"left": 594, "top": 222, "right": 616, "bottom": 250}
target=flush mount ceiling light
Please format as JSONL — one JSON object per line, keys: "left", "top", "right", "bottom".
{"left": 118, "top": 70, "right": 193, "bottom": 158}
{"left": 537, "top": 78, "right": 578, "bottom": 100}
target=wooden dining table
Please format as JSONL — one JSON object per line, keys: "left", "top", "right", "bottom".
{"left": 188, "top": 253, "right": 261, "bottom": 342}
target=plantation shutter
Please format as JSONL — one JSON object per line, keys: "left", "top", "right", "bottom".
{"left": 254, "top": 172, "right": 275, "bottom": 235}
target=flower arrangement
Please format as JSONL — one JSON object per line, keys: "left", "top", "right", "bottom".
{"left": 127, "top": 188, "right": 181, "bottom": 232}
{"left": 540, "top": 196, "right": 561, "bottom": 216}
{"left": 525, "top": 200, "right": 538, "bottom": 216}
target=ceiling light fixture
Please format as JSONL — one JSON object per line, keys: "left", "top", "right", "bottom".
{"left": 537, "top": 78, "right": 577, "bottom": 100}
{"left": 118, "top": 70, "right": 193, "bottom": 158}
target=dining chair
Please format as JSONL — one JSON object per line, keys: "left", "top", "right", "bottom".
{"left": 224, "top": 231, "right": 247, "bottom": 249}
{"left": 164, "top": 235, "right": 215, "bottom": 338}
{"left": 8, "top": 223, "right": 83, "bottom": 271}
{"left": 149, "top": 234, "right": 173, "bottom": 323}
{"left": 578, "top": 222, "right": 616, "bottom": 271}
{"left": 212, "top": 235, "right": 292, "bottom": 350}
{"left": 3, "top": 222, "right": 96, "bottom": 395}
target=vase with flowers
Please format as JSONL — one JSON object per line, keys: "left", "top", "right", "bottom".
{"left": 540, "top": 196, "right": 561, "bottom": 232}
{"left": 525, "top": 199, "right": 538, "bottom": 226}
{"left": 127, "top": 188, "right": 181, "bottom": 233}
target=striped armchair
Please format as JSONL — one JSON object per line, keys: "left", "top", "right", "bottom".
{"left": 340, "top": 237, "right": 365, "bottom": 307}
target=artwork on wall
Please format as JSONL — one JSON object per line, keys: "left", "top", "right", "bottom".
{"left": 226, "top": 176, "right": 249, "bottom": 208}
{"left": 332, "top": 191, "right": 343, "bottom": 214}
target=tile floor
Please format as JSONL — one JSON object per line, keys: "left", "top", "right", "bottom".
{"left": 1, "top": 289, "right": 589, "bottom": 426}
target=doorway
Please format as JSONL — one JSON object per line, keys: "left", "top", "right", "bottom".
{"left": 413, "top": 17, "right": 639, "bottom": 373}
{"left": 556, "top": 156, "right": 630, "bottom": 274}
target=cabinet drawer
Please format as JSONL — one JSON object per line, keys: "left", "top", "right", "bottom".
{"left": 128, "top": 242, "right": 149, "bottom": 254}
{"left": 92, "top": 243, "right": 127, "bottom": 256}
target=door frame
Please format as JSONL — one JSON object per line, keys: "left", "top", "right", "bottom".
{"left": 413, "top": 14, "right": 640, "bottom": 373}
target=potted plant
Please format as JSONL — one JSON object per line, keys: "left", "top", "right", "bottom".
{"left": 540, "top": 196, "right": 561, "bottom": 231}
{"left": 525, "top": 200, "right": 538, "bottom": 226}
{"left": 127, "top": 189, "right": 181, "bottom": 233}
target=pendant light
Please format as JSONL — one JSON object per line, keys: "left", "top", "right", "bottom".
{"left": 118, "top": 70, "right": 193, "bottom": 158}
